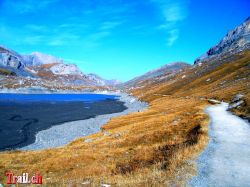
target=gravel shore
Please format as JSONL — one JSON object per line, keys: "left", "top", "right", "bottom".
{"left": 21, "top": 93, "right": 148, "bottom": 150}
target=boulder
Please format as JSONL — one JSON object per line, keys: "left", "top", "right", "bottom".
{"left": 208, "top": 99, "right": 221, "bottom": 105}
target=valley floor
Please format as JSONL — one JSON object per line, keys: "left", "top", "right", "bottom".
{"left": 0, "top": 51, "right": 249, "bottom": 186}
{"left": 0, "top": 96, "right": 210, "bottom": 186}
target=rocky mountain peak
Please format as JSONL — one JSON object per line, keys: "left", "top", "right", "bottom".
{"left": 0, "top": 46, "right": 25, "bottom": 69}
{"left": 194, "top": 17, "right": 250, "bottom": 64}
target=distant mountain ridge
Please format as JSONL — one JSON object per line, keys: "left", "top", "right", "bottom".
{"left": 122, "top": 62, "right": 191, "bottom": 88}
{"left": 195, "top": 17, "right": 250, "bottom": 64}
{"left": 87, "top": 73, "right": 122, "bottom": 86}
{"left": 122, "top": 17, "right": 250, "bottom": 98}
{"left": 0, "top": 45, "right": 119, "bottom": 88}
{"left": 1, "top": 17, "right": 249, "bottom": 91}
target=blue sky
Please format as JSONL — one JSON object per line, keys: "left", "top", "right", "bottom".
{"left": 0, "top": 0, "right": 249, "bottom": 81}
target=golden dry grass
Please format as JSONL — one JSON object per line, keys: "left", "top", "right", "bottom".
{"left": 0, "top": 51, "right": 249, "bottom": 186}
{"left": 132, "top": 50, "right": 250, "bottom": 118}
{"left": 0, "top": 97, "right": 208, "bottom": 186}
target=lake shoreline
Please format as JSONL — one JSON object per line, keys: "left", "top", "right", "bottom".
{"left": 19, "top": 93, "right": 148, "bottom": 151}
{"left": 0, "top": 94, "right": 128, "bottom": 151}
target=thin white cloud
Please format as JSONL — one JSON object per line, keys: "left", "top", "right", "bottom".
{"left": 152, "top": 0, "right": 189, "bottom": 46}
{"left": 47, "top": 40, "right": 65, "bottom": 46}
{"left": 100, "top": 21, "right": 124, "bottom": 31}
{"left": 167, "top": 29, "right": 179, "bottom": 46}
{"left": 81, "top": 31, "right": 111, "bottom": 49}
{"left": 58, "top": 23, "right": 88, "bottom": 30}
{"left": 47, "top": 33, "right": 81, "bottom": 46}
{"left": 23, "top": 35, "right": 44, "bottom": 45}
{"left": 89, "top": 31, "right": 111, "bottom": 40}
{"left": 0, "top": 0, "right": 130, "bottom": 49}
{"left": 163, "top": 3, "right": 187, "bottom": 22}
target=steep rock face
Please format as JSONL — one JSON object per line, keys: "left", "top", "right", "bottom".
{"left": 0, "top": 46, "right": 24, "bottom": 69}
{"left": 195, "top": 17, "right": 250, "bottom": 64}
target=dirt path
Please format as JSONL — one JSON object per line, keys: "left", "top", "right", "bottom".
{"left": 190, "top": 103, "right": 250, "bottom": 187}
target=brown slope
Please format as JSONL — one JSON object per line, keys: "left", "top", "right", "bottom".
{"left": 131, "top": 50, "right": 250, "bottom": 118}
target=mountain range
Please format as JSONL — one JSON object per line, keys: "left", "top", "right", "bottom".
{"left": 121, "top": 62, "right": 191, "bottom": 89}
{"left": 0, "top": 47, "right": 121, "bottom": 90}
{"left": 0, "top": 17, "right": 249, "bottom": 92}
{"left": 123, "top": 16, "right": 250, "bottom": 90}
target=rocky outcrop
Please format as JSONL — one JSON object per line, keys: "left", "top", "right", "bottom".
{"left": 208, "top": 99, "right": 221, "bottom": 105}
{"left": 0, "top": 45, "right": 118, "bottom": 87}
{"left": 0, "top": 46, "right": 24, "bottom": 69}
{"left": 194, "top": 17, "right": 250, "bottom": 64}
{"left": 228, "top": 94, "right": 249, "bottom": 122}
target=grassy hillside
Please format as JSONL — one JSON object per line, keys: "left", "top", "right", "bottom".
{"left": 132, "top": 50, "right": 250, "bottom": 119}
{"left": 0, "top": 51, "right": 249, "bottom": 186}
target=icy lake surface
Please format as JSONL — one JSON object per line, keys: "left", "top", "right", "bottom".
{"left": 190, "top": 103, "right": 250, "bottom": 186}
